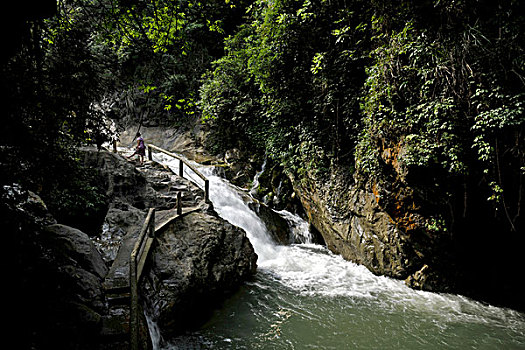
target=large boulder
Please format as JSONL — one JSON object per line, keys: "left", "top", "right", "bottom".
{"left": 141, "top": 211, "right": 257, "bottom": 337}
{"left": 44, "top": 224, "right": 109, "bottom": 281}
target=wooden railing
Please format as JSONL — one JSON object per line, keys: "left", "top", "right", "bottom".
{"left": 128, "top": 144, "right": 210, "bottom": 349}
{"left": 130, "top": 208, "right": 155, "bottom": 350}
{"left": 147, "top": 144, "right": 210, "bottom": 203}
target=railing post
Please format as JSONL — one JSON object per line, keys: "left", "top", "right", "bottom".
{"left": 177, "top": 192, "right": 182, "bottom": 215}
{"left": 205, "top": 179, "right": 210, "bottom": 203}
{"left": 130, "top": 254, "right": 138, "bottom": 350}
{"left": 130, "top": 208, "right": 155, "bottom": 350}
{"left": 148, "top": 208, "right": 155, "bottom": 237}
{"left": 147, "top": 144, "right": 211, "bottom": 207}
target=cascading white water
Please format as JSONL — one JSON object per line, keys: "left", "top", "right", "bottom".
{"left": 151, "top": 152, "right": 525, "bottom": 350}
{"left": 200, "top": 167, "right": 283, "bottom": 262}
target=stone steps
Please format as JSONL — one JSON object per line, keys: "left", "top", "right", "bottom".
{"left": 101, "top": 206, "right": 203, "bottom": 342}
{"left": 106, "top": 290, "right": 131, "bottom": 306}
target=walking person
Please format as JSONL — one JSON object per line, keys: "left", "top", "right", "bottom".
{"left": 127, "top": 132, "right": 146, "bottom": 165}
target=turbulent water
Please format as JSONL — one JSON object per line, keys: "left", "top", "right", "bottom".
{"left": 152, "top": 152, "right": 525, "bottom": 350}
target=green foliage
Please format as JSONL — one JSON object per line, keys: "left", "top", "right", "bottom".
{"left": 43, "top": 152, "right": 109, "bottom": 235}
{"left": 425, "top": 216, "right": 448, "bottom": 234}
{"left": 471, "top": 87, "right": 525, "bottom": 165}
{"left": 44, "top": 0, "right": 253, "bottom": 125}
{"left": 2, "top": 3, "right": 113, "bottom": 194}
{"left": 199, "top": 25, "right": 266, "bottom": 154}
{"left": 200, "top": 0, "right": 370, "bottom": 172}
{"left": 358, "top": 21, "right": 467, "bottom": 176}
{"left": 356, "top": 1, "right": 525, "bottom": 231}
{"left": 4, "top": 0, "right": 524, "bottom": 235}
{"left": 199, "top": 0, "right": 524, "bottom": 232}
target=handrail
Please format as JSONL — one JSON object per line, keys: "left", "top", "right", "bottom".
{"left": 147, "top": 144, "right": 210, "bottom": 203}
{"left": 128, "top": 144, "right": 210, "bottom": 348}
{"left": 130, "top": 208, "right": 155, "bottom": 350}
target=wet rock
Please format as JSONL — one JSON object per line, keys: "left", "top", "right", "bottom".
{"left": 118, "top": 122, "right": 217, "bottom": 165}
{"left": 218, "top": 176, "right": 294, "bottom": 245}
{"left": 405, "top": 264, "right": 456, "bottom": 293}
{"left": 223, "top": 155, "right": 254, "bottom": 188}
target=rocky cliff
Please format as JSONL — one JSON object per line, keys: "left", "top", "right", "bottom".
{"left": 290, "top": 165, "right": 419, "bottom": 280}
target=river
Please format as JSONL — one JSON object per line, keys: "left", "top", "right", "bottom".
{"left": 153, "top": 152, "right": 525, "bottom": 349}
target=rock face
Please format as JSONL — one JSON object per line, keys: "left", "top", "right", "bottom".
{"left": 117, "top": 121, "right": 217, "bottom": 165}
{"left": 141, "top": 211, "right": 257, "bottom": 336}
{"left": 5, "top": 185, "right": 111, "bottom": 349}
{"left": 291, "top": 161, "right": 466, "bottom": 287}
{"left": 248, "top": 201, "right": 291, "bottom": 244}
{"left": 290, "top": 165, "right": 421, "bottom": 280}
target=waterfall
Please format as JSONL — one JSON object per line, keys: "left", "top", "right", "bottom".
{"left": 199, "top": 166, "right": 282, "bottom": 263}
{"left": 146, "top": 315, "right": 162, "bottom": 349}
{"left": 153, "top": 152, "right": 280, "bottom": 262}
{"left": 274, "top": 179, "right": 283, "bottom": 206}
